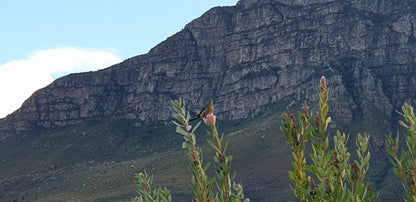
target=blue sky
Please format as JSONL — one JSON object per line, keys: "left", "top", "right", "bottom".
{"left": 0, "top": 0, "right": 238, "bottom": 118}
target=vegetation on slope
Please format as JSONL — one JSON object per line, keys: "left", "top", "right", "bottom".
{"left": 2, "top": 77, "right": 416, "bottom": 201}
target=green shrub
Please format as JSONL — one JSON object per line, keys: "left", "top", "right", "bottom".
{"left": 133, "top": 170, "right": 172, "bottom": 202}
{"left": 386, "top": 103, "right": 416, "bottom": 201}
{"left": 281, "top": 76, "right": 376, "bottom": 201}
{"left": 134, "top": 99, "right": 249, "bottom": 202}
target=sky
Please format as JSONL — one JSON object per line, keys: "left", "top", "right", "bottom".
{"left": 0, "top": 0, "right": 238, "bottom": 118}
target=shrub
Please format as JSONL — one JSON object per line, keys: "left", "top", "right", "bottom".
{"left": 134, "top": 99, "right": 249, "bottom": 202}
{"left": 281, "top": 76, "right": 376, "bottom": 201}
{"left": 386, "top": 103, "right": 416, "bottom": 201}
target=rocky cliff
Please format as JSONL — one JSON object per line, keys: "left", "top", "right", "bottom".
{"left": 1, "top": 0, "right": 416, "bottom": 139}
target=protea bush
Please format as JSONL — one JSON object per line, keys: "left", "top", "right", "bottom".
{"left": 386, "top": 103, "right": 416, "bottom": 201}
{"left": 281, "top": 76, "right": 376, "bottom": 201}
{"left": 133, "top": 99, "right": 249, "bottom": 202}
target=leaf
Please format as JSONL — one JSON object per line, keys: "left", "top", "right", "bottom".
{"left": 289, "top": 171, "right": 295, "bottom": 181}
{"left": 360, "top": 138, "right": 368, "bottom": 153}
{"left": 213, "top": 156, "right": 219, "bottom": 164}
{"left": 316, "top": 167, "right": 325, "bottom": 177}
{"left": 182, "top": 142, "right": 190, "bottom": 150}
{"left": 204, "top": 162, "right": 211, "bottom": 172}
{"left": 207, "top": 140, "right": 220, "bottom": 153}
{"left": 223, "top": 141, "right": 229, "bottom": 153}
{"left": 385, "top": 135, "right": 394, "bottom": 145}
{"left": 364, "top": 153, "right": 371, "bottom": 166}
{"left": 207, "top": 177, "right": 216, "bottom": 186}
{"left": 385, "top": 147, "right": 394, "bottom": 158}
{"left": 173, "top": 114, "right": 183, "bottom": 122}
{"left": 171, "top": 120, "right": 181, "bottom": 127}
{"left": 176, "top": 126, "right": 188, "bottom": 136}
{"left": 323, "top": 137, "right": 329, "bottom": 151}
{"left": 305, "top": 165, "right": 315, "bottom": 173}
{"left": 325, "top": 116, "right": 332, "bottom": 129}
{"left": 325, "top": 150, "right": 334, "bottom": 164}
{"left": 191, "top": 121, "right": 201, "bottom": 134}
{"left": 231, "top": 171, "right": 237, "bottom": 181}
{"left": 186, "top": 112, "right": 191, "bottom": 122}
{"left": 190, "top": 133, "right": 196, "bottom": 146}
{"left": 170, "top": 100, "right": 181, "bottom": 110}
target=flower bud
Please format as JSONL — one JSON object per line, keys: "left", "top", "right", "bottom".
{"left": 282, "top": 112, "right": 289, "bottom": 120}
{"left": 320, "top": 76, "right": 327, "bottom": 89}
{"left": 302, "top": 104, "right": 309, "bottom": 118}
{"left": 290, "top": 114, "right": 296, "bottom": 124}
{"left": 324, "top": 177, "right": 330, "bottom": 187}
{"left": 203, "top": 113, "right": 216, "bottom": 125}
{"left": 315, "top": 116, "right": 321, "bottom": 127}
{"left": 218, "top": 153, "right": 227, "bottom": 164}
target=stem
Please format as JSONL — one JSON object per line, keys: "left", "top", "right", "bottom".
{"left": 209, "top": 124, "right": 232, "bottom": 201}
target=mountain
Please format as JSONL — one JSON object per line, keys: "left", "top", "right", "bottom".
{"left": 1, "top": 0, "right": 416, "bottom": 138}
{"left": 1, "top": 0, "right": 416, "bottom": 201}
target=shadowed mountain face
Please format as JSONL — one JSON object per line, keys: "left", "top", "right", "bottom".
{"left": 1, "top": 0, "right": 415, "bottom": 139}
{"left": 1, "top": 0, "right": 416, "bottom": 200}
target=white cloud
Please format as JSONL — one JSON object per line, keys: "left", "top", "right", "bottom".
{"left": 0, "top": 47, "right": 122, "bottom": 118}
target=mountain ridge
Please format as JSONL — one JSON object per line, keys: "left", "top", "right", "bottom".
{"left": 1, "top": 0, "right": 416, "bottom": 140}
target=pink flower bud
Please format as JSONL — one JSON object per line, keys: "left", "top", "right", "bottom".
{"left": 203, "top": 113, "right": 216, "bottom": 125}
{"left": 320, "top": 76, "right": 326, "bottom": 89}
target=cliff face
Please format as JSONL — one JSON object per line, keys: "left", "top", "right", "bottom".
{"left": 1, "top": 0, "right": 416, "bottom": 139}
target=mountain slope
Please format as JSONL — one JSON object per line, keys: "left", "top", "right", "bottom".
{"left": 1, "top": 0, "right": 416, "bottom": 200}
{"left": 2, "top": 0, "right": 416, "bottom": 139}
